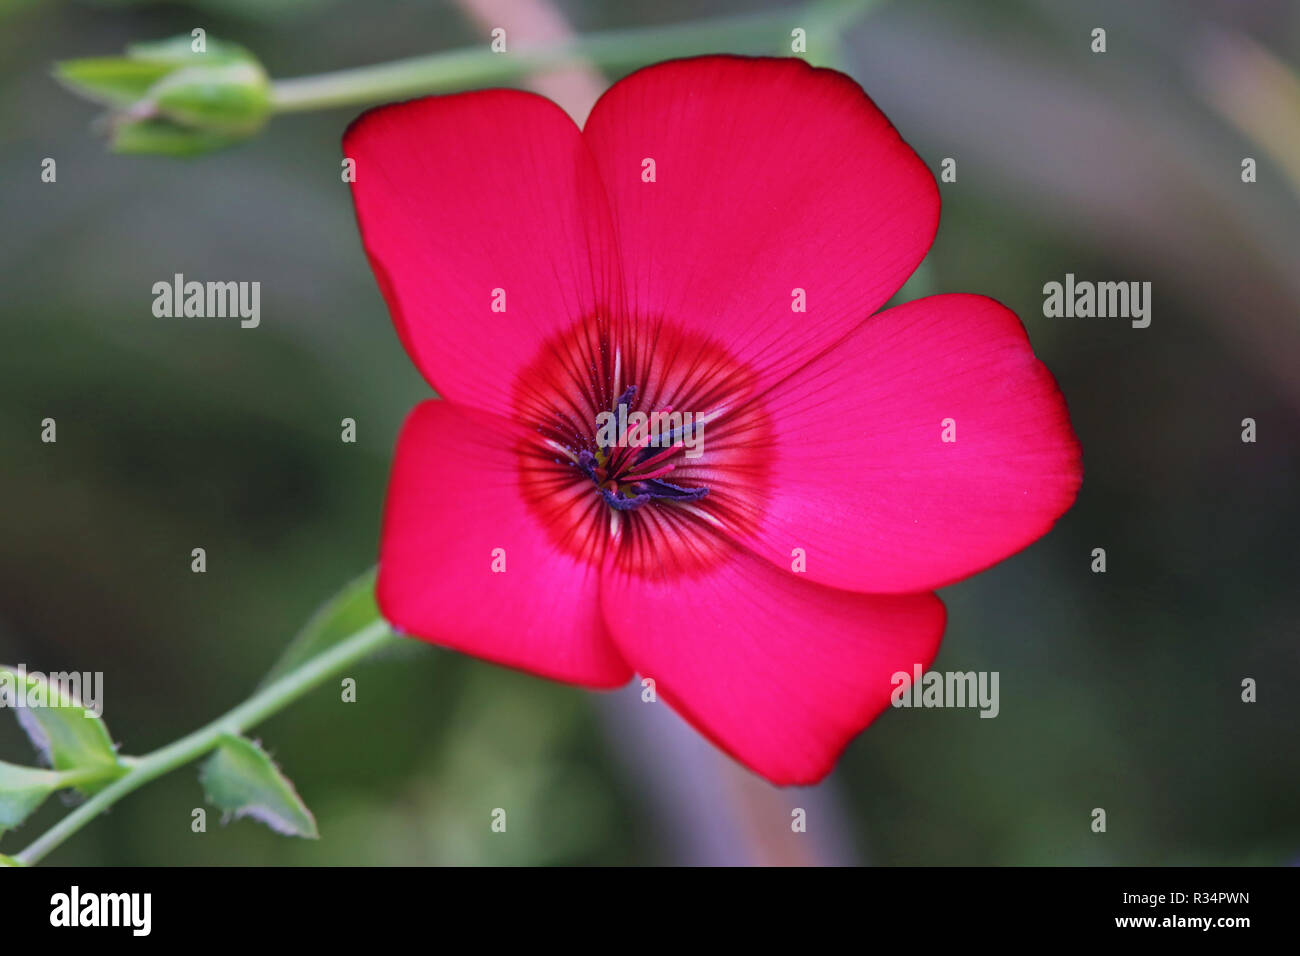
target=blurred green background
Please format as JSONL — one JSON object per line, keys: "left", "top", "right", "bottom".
{"left": 2, "top": 0, "right": 1298, "bottom": 865}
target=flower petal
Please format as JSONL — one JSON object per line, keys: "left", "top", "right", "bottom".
{"left": 344, "top": 90, "right": 621, "bottom": 416}
{"left": 601, "top": 546, "right": 946, "bottom": 785}
{"left": 735, "top": 294, "right": 1082, "bottom": 593}
{"left": 378, "top": 400, "right": 631, "bottom": 687}
{"left": 582, "top": 55, "right": 939, "bottom": 383}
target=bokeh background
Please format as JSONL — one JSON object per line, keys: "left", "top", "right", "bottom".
{"left": 2, "top": 0, "right": 1298, "bottom": 865}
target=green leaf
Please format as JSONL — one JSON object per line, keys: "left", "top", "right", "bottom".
{"left": 125, "top": 35, "right": 254, "bottom": 67}
{"left": 54, "top": 37, "right": 256, "bottom": 107}
{"left": 0, "top": 665, "right": 126, "bottom": 796}
{"left": 261, "top": 567, "right": 379, "bottom": 685}
{"left": 199, "top": 734, "right": 318, "bottom": 838}
{"left": 53, "top": 58, "right": 175, "bottom": 106}
{"left": 0, "top": 853, "right": 23, "bottom": 866}
{"left": 110, "top": 119, "right": 244, "bottom": 157}
{"left": 0, "top": 760, "right": 69, "bottom": 830}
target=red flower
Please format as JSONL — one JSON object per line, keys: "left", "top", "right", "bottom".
{"left": 345, "top": 56, "right": 1081, "bottom": 785}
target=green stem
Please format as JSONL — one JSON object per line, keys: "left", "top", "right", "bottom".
{"left": 270, "top": 1, "right": 875, "bottom": 112}
{"left": 51, "top": 765, "right": 124, "bottom": 789}
{"left": 14, "top": 618, "right": 396, "bottom": 866}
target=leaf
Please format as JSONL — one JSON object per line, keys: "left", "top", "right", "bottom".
{"left": 261, "top": 567, "right": 379, "bottom": 685}
{"left": 125, "top": 35, "right": 254, "bottom": 67}
{"left": 0, "top": 760, "right": 66, "bottom": 830}
{"left": 53, "top": 58, "right": 175, "bottom": 106}
{"left": 0, "top": 665, "right": 126, "bottom": 795}
{"left": 199, "top": 734, "right": 318, "bottom": 838}
{"left": 53, "top": 35, "right": 256, "bottom": 106}
{"left": 0, "top": 853, "right": 23, "bottom": 866}
{"left": 109, "top": 119, "right": 244, "bottom": 157}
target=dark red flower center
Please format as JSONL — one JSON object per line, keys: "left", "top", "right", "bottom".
{"left": 513, "top": 314, "right": 773, "bottom": 577}
{"left": 573, "top": 384, "right": 711, "bottom": 512}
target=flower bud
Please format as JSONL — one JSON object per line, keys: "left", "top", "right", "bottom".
{"left": 55, "top": 35, "right": 271, "bottom": 156}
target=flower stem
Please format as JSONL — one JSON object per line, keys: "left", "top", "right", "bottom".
{"left": 13, "top": 618, "right": 396, "bottom": 866}
{"left": 270, "top": 0, "right": 876, "bottom": 112}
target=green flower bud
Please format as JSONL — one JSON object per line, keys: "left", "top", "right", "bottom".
{"left": 54, "top": 34, "right": 271, "bottom": 156}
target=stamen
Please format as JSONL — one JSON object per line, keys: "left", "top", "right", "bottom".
{"left": 608, "top": 399, "right": 676, "bottom": 475}
{"left": 627, "top": 441, "right": 683, "bottom": 475}
{"left": 613, "top": 384, "right": 637, "bottom": 412}
{"left": 577, "top": 382, "right": 710, "bottom": 514}
{"left": 601, "top": 487, "right": 651, "bottom": 511}
{"left": 640, "top": 479, "right": 708, "bottom": 502}
{"left": 576, "top": 449, "right": 598, "bottom": 480}
{"left": 621, "top": 462, "right": 676, "bottom": 483}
